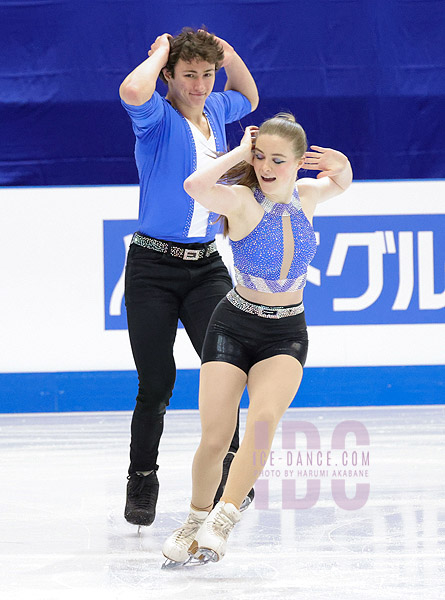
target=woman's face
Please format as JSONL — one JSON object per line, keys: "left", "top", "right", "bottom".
{"left": 252, "top": 133, "right": 303, "bottom": 194}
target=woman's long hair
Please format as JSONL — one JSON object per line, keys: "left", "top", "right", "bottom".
{"left": 217, "top": 113, "right": 307, "bottom": 236}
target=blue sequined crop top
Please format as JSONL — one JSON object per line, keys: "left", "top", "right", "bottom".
{"left": 230, "top": 186, "right": 317, "bottom": 293}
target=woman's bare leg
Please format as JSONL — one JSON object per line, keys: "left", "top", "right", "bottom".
{"left": 221, "top": 354, "right": 303, "bottom": 509}
{"left": 191, "top": 361, "right": 247, "bottom": 509}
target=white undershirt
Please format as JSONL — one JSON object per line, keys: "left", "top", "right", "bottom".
{"left": 185, "top": 118, "right": 217, "bottom": 238}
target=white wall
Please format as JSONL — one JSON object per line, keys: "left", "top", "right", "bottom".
{"left": 0, "top": 181, "right": 444, "bottom": 374}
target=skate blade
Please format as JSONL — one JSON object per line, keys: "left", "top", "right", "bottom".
{"left": 194, "top": 547, "right": 219, "bottom": 563}
{"left": 161, "top": 554, "right": 211, "bottom": 569}
{"left": 240, "top": 495, "right": 253, "bottom": 512}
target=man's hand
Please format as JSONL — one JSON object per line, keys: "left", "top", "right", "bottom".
{"left": 213, "top": 34, "right": 236, "bottom": 67}
{"left": 198, "top": 30, "right": 236, "bottom": 67}
{"left": 197, "top": 29, "right": 259, "bottom": 111}
{"left": 147, "top": 33, "right": 172, "bottom": 64}
{"left": 120, "top": 33, "right": 172, "bottom": 105}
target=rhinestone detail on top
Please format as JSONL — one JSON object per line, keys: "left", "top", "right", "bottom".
{"left": 230, "top": 185, "right": 317, "bottom": 293}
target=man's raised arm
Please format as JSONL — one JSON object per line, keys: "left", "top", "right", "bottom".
{"left": 119, "top": 34, "right": 171, "bottom": 106}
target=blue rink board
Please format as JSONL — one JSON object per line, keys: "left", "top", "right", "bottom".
{"left": 0, "top": 366, "right": 443, "bottom": 413}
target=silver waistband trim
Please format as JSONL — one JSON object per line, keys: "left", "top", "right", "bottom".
{"left": 226, "top": 289, "right": 304, "bottom": 319}
{"left": 131, "top": 233, "right": 217, "bottom": 261}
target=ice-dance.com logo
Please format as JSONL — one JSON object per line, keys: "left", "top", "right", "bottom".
{"left": 253, "top": 420, "right": 370, "bottom": 511}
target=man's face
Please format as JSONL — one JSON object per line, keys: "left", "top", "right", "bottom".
{"left": 164, "top": 59, "right": 216, "bottom": 110}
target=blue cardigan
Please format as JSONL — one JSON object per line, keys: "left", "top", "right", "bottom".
{"left": 122, "top": 90, "right": 252, "bottom": 243}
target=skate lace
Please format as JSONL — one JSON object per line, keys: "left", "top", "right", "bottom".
{"left": 173, "top": 514, "right": 205, "bottom": 547}
{"left": 211, "top": 509, "right": 236, "bottom": 539}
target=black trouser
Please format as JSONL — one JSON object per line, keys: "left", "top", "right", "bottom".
{"left": 124, "top": 240, "right": 237, "bottom": 474}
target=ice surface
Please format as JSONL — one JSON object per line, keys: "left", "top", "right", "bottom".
{"left": 0, "top": 406, "right": 444, "bottom": 599}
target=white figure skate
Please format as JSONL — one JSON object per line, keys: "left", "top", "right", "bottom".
{"left": 192, "top": 501, "right": 241, "bottom": 562}
{"left": 162, "top": 507, "right": 210, "bottom": 569}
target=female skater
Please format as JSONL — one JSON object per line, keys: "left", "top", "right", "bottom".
{"left": 162, "top": 113, "right": 352, "bottom": 565}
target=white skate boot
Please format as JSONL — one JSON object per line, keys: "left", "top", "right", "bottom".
{"left": 162, "top": 507, "right": 209, "bottom": 568}
{"left": 192, "top": 501, "right": 241, "bottom": 562}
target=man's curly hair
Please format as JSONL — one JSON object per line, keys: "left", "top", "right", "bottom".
{"left": 159, "top": 27, "right": 224, "bottom": 84}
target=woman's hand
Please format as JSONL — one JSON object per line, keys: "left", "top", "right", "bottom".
{"left": 239, "top": 126, "right": 259, "bottom": 163}
{"left": 303, "top": 146, "right": 349, "bottom": 179}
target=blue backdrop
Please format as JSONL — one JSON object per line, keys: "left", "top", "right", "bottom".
{"left": 1, "top": 0, "right": 444, "bottom": 185}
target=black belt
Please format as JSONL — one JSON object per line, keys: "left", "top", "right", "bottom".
{"left": 131, "top": 232, "right": 218, "bottom": 261}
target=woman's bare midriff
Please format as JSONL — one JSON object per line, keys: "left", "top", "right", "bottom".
{"left": 235, "top": 285, "right": 304, "bottom": 307}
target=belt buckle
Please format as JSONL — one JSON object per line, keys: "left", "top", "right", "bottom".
{"left": 183, "top": 249, "right": 201, "bottom": 261}
{"left": 259, "top": 307, "right": 278, "bottom": 318}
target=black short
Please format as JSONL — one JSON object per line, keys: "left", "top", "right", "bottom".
{"left": 201, "top": 290, "right": 309, "bottom": 374}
